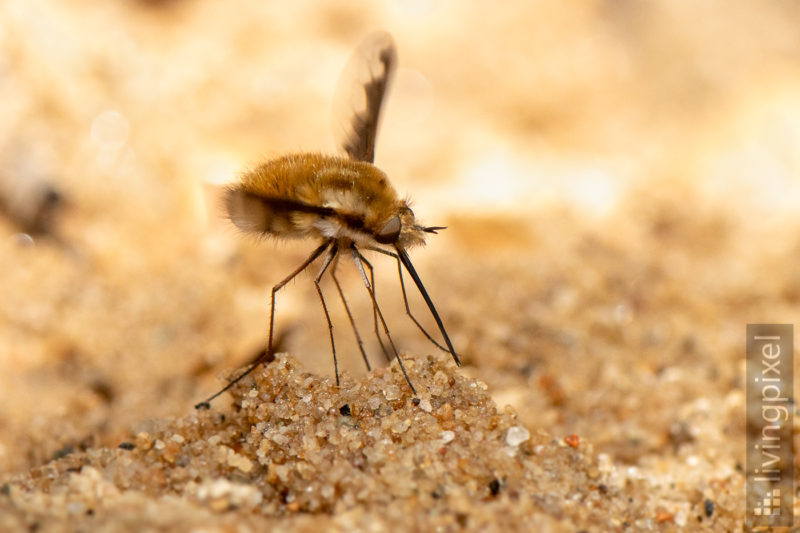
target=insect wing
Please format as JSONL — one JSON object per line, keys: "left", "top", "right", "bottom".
{"left": 335, "top": 32, "right": 397, "bottom": 163}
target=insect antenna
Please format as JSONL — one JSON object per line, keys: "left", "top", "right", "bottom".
{"left": 394, "top": 246, "right": 461, "bottom": 367}
{"left": 351, "top": 244, "right": 418, "bottom": 396}
{"left": 196, "top": 240, "right": 332, "bottom": 409}
{"left": 423, "top": 226, "right": 446, "bottom": 234}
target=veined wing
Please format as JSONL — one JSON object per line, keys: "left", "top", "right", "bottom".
{"left": 336, "top": 32, "right": 397, "bottom": 164}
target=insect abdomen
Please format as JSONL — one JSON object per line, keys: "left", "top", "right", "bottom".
{"left": 225, "top": 188, "right": 313, "bottom": 237}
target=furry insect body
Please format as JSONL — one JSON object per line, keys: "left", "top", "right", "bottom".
{"left": 226, "top": 153, "right": 427, "bottom": 249}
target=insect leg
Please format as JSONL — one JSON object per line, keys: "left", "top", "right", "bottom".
{"left": 394, "top": 246, "right": 461, "bottom": 367}
{"left": 195, "top": 240, "right": 332, "bottom": 409}
{"left": 361, "top": 247, "right": 451, "bottom": 354}
{"left": 313, "top": 242, "right": 340, "bottom": 385}
{"left": 356, "top": 253, "right": 391, "bottom": 362}
{"left": 351, "top": 244, "right": 417, "bottom": 396}
{"left": 330, "top": 255, "right": 372, "bottom": 372}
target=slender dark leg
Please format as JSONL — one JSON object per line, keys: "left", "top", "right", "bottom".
{"left": 357, "top": 253, "right": 391, "bottom": 362}
{"left": 195, "top": 240, "right": 332, "bottom": 409}
{"left": 351, "top": 244, "right": 417, "bottom": 396}
{"left": 361, "top": 247, "right": 450, "bottom": 353}
{"left": 394, "top": 246, "right": 461, "bottom": 367}
{"left": 331, "top": 256, "right": 372, "bottom": 371}
{"left": 314, "top": 243, "right": 339, "bottom": 385}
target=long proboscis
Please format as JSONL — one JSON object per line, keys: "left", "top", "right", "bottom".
{"left": 395, "top": 246, "right": 461, "bottom": 367}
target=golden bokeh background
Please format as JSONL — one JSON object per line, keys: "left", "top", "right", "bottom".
{"left": 2, "top": 0, "right": 800, "bottom": 528}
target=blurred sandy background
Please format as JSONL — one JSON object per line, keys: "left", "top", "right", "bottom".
{"left": 2, "top": 0, "right": 800, "bottom": 529}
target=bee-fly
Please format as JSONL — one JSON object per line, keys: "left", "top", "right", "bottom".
{"left": 196, "top": 32, "right": 460, "bottom": 408}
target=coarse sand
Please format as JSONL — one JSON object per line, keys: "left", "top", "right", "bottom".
{"left": 0, "top": 351, "right": 742, "bottom": 532}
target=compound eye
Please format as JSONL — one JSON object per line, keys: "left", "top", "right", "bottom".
{"left": 375, "top": 215, "right": 401, "bottom": 244}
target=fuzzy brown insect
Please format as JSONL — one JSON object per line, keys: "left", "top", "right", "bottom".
{"left": 197, "top": 32, "right": 460, "bottom": 408}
